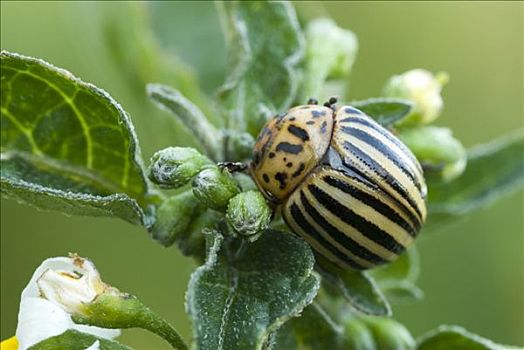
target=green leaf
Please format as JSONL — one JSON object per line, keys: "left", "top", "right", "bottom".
{"left": 216, "top": 1, "right": 304, "bottom": 136}
{"left": 427, "top": 130, "right": 524, "bottom": 218}
{"left": 350, "top": 98, "right": 414, "bottom": 126}
{"left": 417, "top": 325, "right": 522, "bottom": 350}
{"left": 317, "top": 256, "right": 391, "bottom": 316}
{"left": 148, "top": 191, "right": 201, "bottom": 247}
{"left": 186, "top": 229, "right": 320, "bottom": 350}
{"left": 29, "top": 329, "right": 132, "bottom": 350}
{"left": 371, "top": 248, "right": 424, "bottom": 304}
{"left": 1, "top": 51, "right": 152, "bottom": 225}
{"left": 269, "top": 302, "right": 345, "bottom": 350}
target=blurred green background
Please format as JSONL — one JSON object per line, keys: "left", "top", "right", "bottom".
{"left": 1, "top": 1, "right": 522, "bottom": 348}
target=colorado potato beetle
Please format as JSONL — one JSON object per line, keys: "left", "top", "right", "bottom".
{"left": 250, "top": 98, "right": 427, "bottom": 270}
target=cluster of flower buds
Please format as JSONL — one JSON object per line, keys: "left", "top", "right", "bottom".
{"left": 147, "top": 147, "right": 271, "bottom": 246}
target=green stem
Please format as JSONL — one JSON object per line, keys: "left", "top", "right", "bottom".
{"left": 137, "top": 311, "right": 188, "bottom": 350}
{"left": 147, "top": 83, "right": 223, "bottom": 161}
{"left": 74, "top": 293, "right": 189, "bottom": 350}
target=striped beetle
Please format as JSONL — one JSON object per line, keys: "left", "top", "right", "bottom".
{"left": 249, "top": 98, "right": 427, "bottom": 270}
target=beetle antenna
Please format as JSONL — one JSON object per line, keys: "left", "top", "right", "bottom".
{"left": 307, "top": 97, "right": 318, "bottom": 105}
{"left": 323, "top": 96, "right": 338, "bottom": 111}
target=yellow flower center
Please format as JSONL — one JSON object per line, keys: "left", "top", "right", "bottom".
{"left": 0, "top": 336, "right": 18, "bottom": 350}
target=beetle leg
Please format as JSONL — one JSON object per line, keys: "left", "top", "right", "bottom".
{"left": 421, "top": 161, "right": 445, "bottom": 173}
{"left": 307, "top": 97, "right": 319, "bottom": 105}
{"left": 217, "top": 162, "right": 249, "bottom": 173}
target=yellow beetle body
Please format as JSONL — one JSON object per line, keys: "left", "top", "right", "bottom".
{"left": 251, "top": 102, "right": 427, "bottom": 270}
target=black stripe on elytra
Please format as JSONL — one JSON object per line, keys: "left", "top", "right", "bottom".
{"left": 345, "top": 116, "right": 422, "bottom": 172}
{"left": 276, "top": 142, "right": 303, "bottom": 154}
{"left": 308, "top": 184, "right": 405, "bottom": 254}
{"left": 288, "top": 202, "right": 366, "bottom": 270}
{"left": 342, "top": 141, "right": 424, "bottom": 221}
{"left": 323, "top": 175, "right": 417, "bottom": 236}
{"left": 344, "top": 107, "right": 364, "bottom": 115}
{"left": 299, "top": 191, "right": 387, "bottom": 264}
{"left": 340, "top": 125, "right": 422, "bottom": 192}
{"left": 339, "top": 158, "right": 422, "bottom": 231}
{"left": 288, "top": 125, "right": 310, "bottom": 142}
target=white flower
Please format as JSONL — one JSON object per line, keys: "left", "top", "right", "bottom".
{"left": 35, "top": 255, "right": 107, "bottom": 315}
{"left": 383, "top": 69, "right": 449, "bottom": 125}
{"left": 14, "top": 256, "right": 120, "bottom": 350}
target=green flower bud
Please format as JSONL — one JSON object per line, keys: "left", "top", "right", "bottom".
{"left": 362, "top": 316, "right": 415, "bottom": 350}
{"left": 223, "top": 130, "right": 255, "bottom": 161}
{"left": 399, "top": 126, "right": 467, "bottom": 182}
{"left": 301, "top": 18, "right": 358, "bottom": 101}
{"left": 383, "top": 69, "right": 449, "bottom": 126}
{"left": 148, "top": 147, "right": 213, "bottom": 189}
{"left": 233, "top": 173, "right": 258, "bottom": 192}
{"left": 226, "top": 191, "right": 271, "bottom": 239}
{"left": 192, "top": 167, "right": 240, "bottom": 211}
{"left": 148, "top": 191, "right": 200, "bottom": 247}
{"left": 343, "top": 317, "right": 376, "bottom": 350}
{"left": 178, "top": 209, "right": 222, "bottom": 262}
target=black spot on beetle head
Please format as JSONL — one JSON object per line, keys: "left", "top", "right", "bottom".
{"left": 311, "top": 110, "right": 327, "bottom": 118}
{"left": 291, "top": 163, "right": 306, "bottom": 178}
{"left": 274, "top": 172, "right": 288, "bottom": 189}
{"left": 287, "top": 125, "right": 310, "bottom": 142}
{"left": 276, "top": 142, "right": 303, "bottom": 154}
{"left": 320, "top": 121, "right": 328, "bottom": 134}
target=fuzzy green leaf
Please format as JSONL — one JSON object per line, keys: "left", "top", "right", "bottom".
{"left": 1, "top": 51, "right": 152, "bottom": 225}
{"left": 417, "top": 325, "right": 521, "bottom": 350}
{"left": 186, "top": 229, "right": 320, "bottom": 350}
{"left": 269, "top": 302, "right": 346, "bottom": 350}
{"left": 216, "top": 1, "right": 304, "bottom": 136}
{"left": 317, "top": 257, "right": 391, "bottom": 316}
{"left": 427, "top": 130, "right": 524, "bottom": 219}
{"left": 29, "top": 330, "right": 132, "bottom": 350}
{"left": 350, "top": 98, "right": 414, "bottom": 126}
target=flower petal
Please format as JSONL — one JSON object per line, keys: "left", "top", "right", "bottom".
{"left": 73, "top": 325, "right": 121, "bottom": 340}
{"left": 84, "top": 340, "right": 100, "bottom": 350}
{"left": 21, "top": 257, "right": 81, "bottom": 299}
{"left": 16, "top": 297, "right": 72, "bottom": 350}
